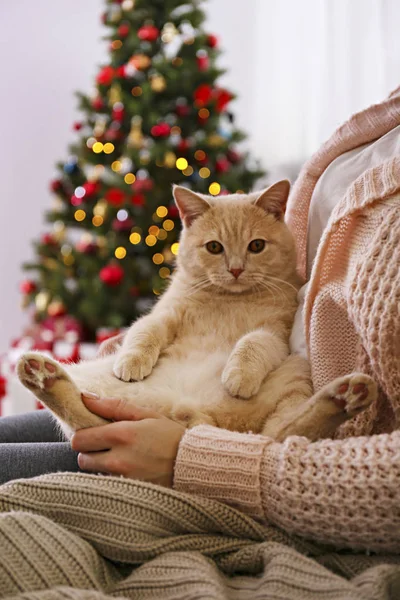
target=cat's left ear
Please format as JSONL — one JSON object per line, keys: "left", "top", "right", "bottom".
{"left": 173, "top": 185, "right": 211, "bottom": 227}
{"left": 254, "top": 180, "right": 290, "bottom": 220}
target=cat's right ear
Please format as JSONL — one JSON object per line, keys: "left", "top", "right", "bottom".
{"left": 173, "top": 185, "right": 211, "bottom": 227}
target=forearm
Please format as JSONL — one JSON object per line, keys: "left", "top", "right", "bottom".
{"left": 121, "top": 310, "right": 178, "bottom": 353}
{"left": 235, "top": 329, "right": 288, "bottom": 375}
{"left": 174, "top": 426, "right": 400, "bottom": 552}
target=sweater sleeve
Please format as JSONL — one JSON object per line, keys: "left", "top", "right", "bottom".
{"left": 174, "top": 425, "right": 400, "bottom": 552}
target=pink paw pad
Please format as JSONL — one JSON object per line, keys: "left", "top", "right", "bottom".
{"left": 352, "top": 382, "right": 368, "bottom": 400}
{"left": 22, "top": 357, "right": 58, "bottom": 389}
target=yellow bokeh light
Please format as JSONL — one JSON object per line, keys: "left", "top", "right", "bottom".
{"left": 236, "top": 189, "right": 244, "bottom": 194}
{"left": 170, "top": 126, "right": 181, "bottom": 135}
{"left": 115, "top": 246, "right": 127, "bottom": 259}
{"left": 156, "top": 206, "right": 168, "bottom": 218}
{"left": 163, "top": 219, "right": 174, "bottom": 231}
{"left": 198, "top": 108, "right": 210, "bottom": 119}
{"left": 93, "top": 200, "right": 107, "bottom": 216}
{"left": 152, "top": 253, "right": 164, "bottom": 265}
{"left": 145, "top": 235, "right": 157, "bottom": 246}
{"left": 74, "top": 209, "right": 86, "bottom": 222}
{"left": 176, "top": 157, "right": 188, "bottom": 170}
{"left": 172, "top": 57, "right": 183, "bottom": 66}
{"left": 195, "top": 150, "right": 206, "bottom": 161}
{"left": 153, "top": 288, "right": 161, "bottom": 295}
{"left": 103, "top": 143, "right": 115, "bottom": 154}
{"left": 199, "top": 167, "right": 211, "bottom": 178}
{"left": 111, "top": 40, "right": 123, "bottom": 50}
{"left": 131, "top": 86, "right": 142, "bottom": 96}
{"left": 164, "top": 152, "right": 176, "bottom": 168}
{"left": 159, "top": 267, "right": 171, "bottom": 279}
{"left": 183, "top": 166, "right": 194, "bottom": 176}
{"left": 171, "top": 242, "right": 180, "bottom": 255}
{"left": 92, "top": 215, "right": 104, "bottom": 227}
{"left": 92, "top": 142, "right": 103, "bottom": 154}
{"left": 209, "top": 182, "right": 221, "bottom": 196}
{"left": 111, "top": 160, "right": 122, "bottom": 172}
{"left": 124, "top": 173, "right": 136, "bottom": 184}
{"left": 129, "top": 232, "right": 141, "bottom": 245}
{"left": 148, "top": 225, "right": 160, "bottom": 235}
{"left": 157, "top": 229, "right": 168, "bottom": 240}
{"left": 63, "top": 255, "right": 75, "bottom": 266}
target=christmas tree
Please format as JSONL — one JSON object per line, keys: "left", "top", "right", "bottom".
{"left": 21, "top": 0, "right": 263, "bottom": 342}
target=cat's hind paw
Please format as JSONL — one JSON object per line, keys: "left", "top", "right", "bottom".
{"left": 326, "top": 373, "right": 377, "bottom": 417}
{"left": 17, "top": 353, "right": 67, "bottom": 395}
{"left": 17, "top": 352, "right": 108, "bottom": 436}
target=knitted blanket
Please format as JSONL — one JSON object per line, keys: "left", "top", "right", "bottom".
{"left": 0, "top": 473, "right": 399, "bottom": 599}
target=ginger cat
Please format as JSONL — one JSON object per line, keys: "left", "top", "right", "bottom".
{"left": 17, "top": 181, "right": 376, "bottom": 441}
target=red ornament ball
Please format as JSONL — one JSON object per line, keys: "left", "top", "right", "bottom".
{"left": 104, "top": 127, "right": 122, "bottom": 141}
{"left": 83, "top": 181, "right": 99, "bottom": 197}
{"left": 100, "top": 264, "right": 124, "bottom": 286}
{"left": 76, "top": 241, "right": 97, "bottom": 254}
{"left": 131, "top": 193, "right": 146, "bottom": 207}
{"left": 178, "top": 139, "right": 191, "bottom": 152}
{"left": 96, "top": 66, "right": 115, "bottom": 86}
{"left": 73, "top": 121, "right": 83, "bottom": 131}
{"left": 118, "top": 23, "right": 130, "bottom": 37}
{"left": 215, "top": 88, "right": 232, "bottom": 112}
{"left": 196, "top": 54, "right": 209, "bottom": 72}
{"left": 20, "top": 280, "right": 36, "bottom": 294}
{"left": 207, "top": 34, "right": 219, "bottom": 48}
{"left": 193, "top": 84, "right": 213, "bottom": 106}
{"left": 41, "top": 233, "right": 57, "bottom": 246}
{"left": 168, "top": 205, "right": 180, "bottom": 219}
{"left": 115, "top": 65, "right": 126, "bottom": 78}
{"left": 105, "top": 188, "right": 125, "bottom": 206}
{"left": 112, "top": 216, "right": 134, "bottom": 231}
{"left": 215, "top": 157, "right": 231, "bottom": 173}
{"left": 151, "top": 122, "right": 171, "bottom": 137}
{"left": 137, "top": 25, "right": 159, "bottom": 42}
{"left": 227, "top": 148, "right": 241, "bottom": 164}
{"left": 175, "top": 103, "right": 190, "bottom": 117}
{"left": 112, "top": 104, "right": 125, "bottom": 122}
{"left": 92, "top": 96, "right": 105, "bottom": 110}
{"left": 50, "top": 179, "right": 62, "bottom": 193}
{"left": 132, "top": 178, "right": 154, "bottom": 193}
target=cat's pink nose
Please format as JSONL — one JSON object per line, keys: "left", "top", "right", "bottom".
{"left": 229, "top": 268, "right": 244, "bottom": 279}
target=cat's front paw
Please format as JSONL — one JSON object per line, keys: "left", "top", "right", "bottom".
{"left": 222, "top": 360, "right": 262, "bottom": 399}
{"left": 113, "top": 349, "right": 158, "bottom": 382}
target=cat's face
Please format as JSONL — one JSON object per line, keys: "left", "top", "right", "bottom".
{"left": 173, "top": 181, "right": 296, "bottom": 294}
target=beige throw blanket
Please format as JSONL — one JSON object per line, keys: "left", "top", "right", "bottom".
{"left": 0, "top": 473, "right": 399, "bottom": 599}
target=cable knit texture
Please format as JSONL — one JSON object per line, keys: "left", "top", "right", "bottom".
{"left": 1, "top": 473, "right": 400, "bottom": 600}
{"left": 174, "top": 88, "right": 400, "bottom": 551}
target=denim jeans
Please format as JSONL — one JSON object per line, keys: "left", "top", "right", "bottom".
{"left": 0, "top": 410, "right": 81, "bottom": 484}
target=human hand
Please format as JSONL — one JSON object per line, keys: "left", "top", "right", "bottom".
{"left": 71, "top": 394, "right": 185, "bottom": 487}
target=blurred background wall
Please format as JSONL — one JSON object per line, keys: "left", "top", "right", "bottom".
{"left": 1, "top": 0, "right": 399, "bottom": 351}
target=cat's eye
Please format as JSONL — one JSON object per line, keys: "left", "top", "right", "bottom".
{"left": 206, "top": 241, "right": 224, "bottom": 254}
{"left": 248, "top": 239, "right": 266, "bottom": 253}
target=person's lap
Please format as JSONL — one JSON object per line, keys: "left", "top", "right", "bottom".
{"left": 0, "top": 410, "right": 82, "bottom": 485}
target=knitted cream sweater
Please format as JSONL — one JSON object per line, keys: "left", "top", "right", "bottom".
{"left": 174, "top": 88, "right": 400, "bottom": 552}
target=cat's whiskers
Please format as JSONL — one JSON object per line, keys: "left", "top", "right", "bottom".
{"left": 185, "top": 278, "right": 213, "bottom": 298}
{"left": 265, "top": 275, "right": 298, "bottom": 295}
{"left": 252, "top": 276, "right": 288, "bottom": 304}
